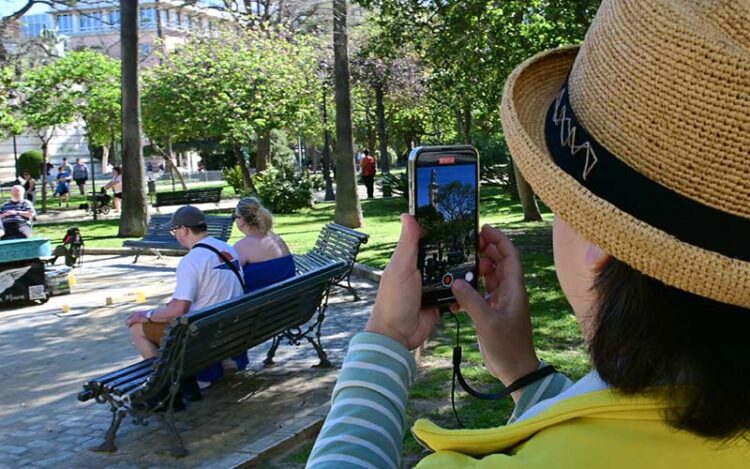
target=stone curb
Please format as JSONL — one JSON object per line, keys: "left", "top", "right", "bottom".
{"left": 351, "top": 263, "right": 384, "bottom": 284}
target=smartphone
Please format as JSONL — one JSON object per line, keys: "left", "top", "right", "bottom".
{"left": 408, "top": 145, "right": 479, "bottom": 307}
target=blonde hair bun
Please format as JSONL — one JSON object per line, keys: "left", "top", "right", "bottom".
{"left": 235, "top": 197, "right": 273, "bottom": 234}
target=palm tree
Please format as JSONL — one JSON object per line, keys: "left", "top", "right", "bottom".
{"left": 119, "top": 0, "right": 148, "bottom": 236}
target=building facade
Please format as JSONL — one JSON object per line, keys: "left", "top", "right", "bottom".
{"left": 0, "top": 1, "right": 226, "bottom": 182}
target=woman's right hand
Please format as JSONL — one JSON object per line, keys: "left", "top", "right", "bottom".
{"left": 451, "top": 225, "right": 539, "bottom": 394}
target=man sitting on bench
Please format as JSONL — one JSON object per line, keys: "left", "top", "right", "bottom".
{"left": 126, "top": 206, "right": 244, "bottom": 397}
{"left": 0, "top": 185, "right": 35, "bottom": 240}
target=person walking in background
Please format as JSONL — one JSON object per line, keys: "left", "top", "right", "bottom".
{"left": 53, "top": 166, "right": 70, "bottom": 207}
{"left": 45, "top": 162, "right": 55, "bottom": 193}
{"left": 60, "top": 157, "right": 73, "bottom": 176}
{"left": 22, "top": 171, "right": 36, "bottom": 205}
{"left": 72, "top": 158, "right": 88, "bottom": 196}
{"left": 146, "top": 161, "right": 154, "bottom": 181}
{"left": 360, "top": 149, "right": 376, "bottom": 199}
{"left": 103, "top": 166, "right": 123, "bottom": 213}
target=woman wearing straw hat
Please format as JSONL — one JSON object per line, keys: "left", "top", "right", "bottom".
{"left": 307, "top": 0, "right": 749, "bottom": 467}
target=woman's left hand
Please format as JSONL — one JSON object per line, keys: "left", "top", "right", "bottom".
{"left": 366, "top": 214, "right": 440, "bottom": 350}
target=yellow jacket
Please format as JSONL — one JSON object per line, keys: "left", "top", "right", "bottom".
{"left": 412, "top": 390, "right": 750, "bottom": 468}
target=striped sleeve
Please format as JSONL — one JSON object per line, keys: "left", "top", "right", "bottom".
{"left": 307, "top": 332, "right": 416, "bottom": 469}
{"left": 507, "top": 361, "right": 573, "bottom": 423}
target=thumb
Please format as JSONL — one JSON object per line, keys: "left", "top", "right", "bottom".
{"left": 452, "top": 279, "right": 490, "bottom": 324}
{"left": 387, "top": 213, "right": 420, "bottom": 272}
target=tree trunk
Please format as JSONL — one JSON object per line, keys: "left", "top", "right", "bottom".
{"left": 232, "top": 142, "right": 256, "bottom": 193}
{"left": 165, "top": 139, "right": 187, "bottom": 191}
{"left": 375, "top": 83, "right": 389, "bottom": 173}
{"left": 256, "top": 129, "right": 271, "bottom": 172}
{"left": 101, "top": 144, "right": 109, "bottom": 173}
{"left": 463, "top": 104, "right": 472, "bottom": 145}
{"left": 332, "top": 0, "right": 363, "bottom": 228}
{"left": 513, "top": 159, "right": 542, "bottom": 221}
{"left": 119, "top": 0, "right": 148, "bottom": 237}
{"left": 365, "top": 100, "right": 376, "bottom": 154}
{"left": 507, "top": 155, "right": 519, "bottom": 201}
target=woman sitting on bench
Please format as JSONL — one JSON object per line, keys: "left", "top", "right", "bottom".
{"left": 197, "top": 197, "right": 295, "bottom": 387}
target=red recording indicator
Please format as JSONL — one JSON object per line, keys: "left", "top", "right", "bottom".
{"left": 438, "top": 156, "right": 455, "bottom": 165}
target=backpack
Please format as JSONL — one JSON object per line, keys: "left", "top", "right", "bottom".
{"left": 62, "top": 227, "right": 84, "bottom": 267}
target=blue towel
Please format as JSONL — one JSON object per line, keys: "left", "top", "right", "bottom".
{"left": 196, "top": 255, "right": 296, "bottom": 383}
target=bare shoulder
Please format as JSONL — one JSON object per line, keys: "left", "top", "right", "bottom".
{"left": 270, "top": 232, "right": 291, "bottom": 255}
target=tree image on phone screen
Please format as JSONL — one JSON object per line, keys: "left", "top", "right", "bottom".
{"left": 416, "top": 163, "right": 478, "bottom": 297}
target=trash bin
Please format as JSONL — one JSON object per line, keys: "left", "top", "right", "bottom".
{"left": 147, "top": 180, "right": 156, "bottom": 194}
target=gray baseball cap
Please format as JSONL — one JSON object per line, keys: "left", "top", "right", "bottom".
{"left": 168, "top": 206, "right": 206, "bottom": 229}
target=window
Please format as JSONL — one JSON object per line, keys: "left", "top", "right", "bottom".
{"left": 57, "top": 14, "right": 74, "bottom": 33}
{"left": 21, "top": 14, "right": 51, "bottom": 38}
{"left": 109, "top": 10, "right": 120, "bottom": 29}
{"left": 185, "top": 15, "right": 192, "bottom": 30}
{"left": 160, "top": 9, "right": 169, "bottom": 27}
{"left": 80, "top": 11, "right": 104, "bottom": 32}
{"left": 140, "top": 7, "right": 156, "bottom": 28}
{"left": 174, "top": 11, "right": 181, "bottom": 27}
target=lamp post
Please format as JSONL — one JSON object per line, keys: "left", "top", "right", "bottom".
{"left": 319, "top": 61, "right": 335, "bottom": 201}
{"left": 73, "top": 83, "right": 97, "bottom": 220}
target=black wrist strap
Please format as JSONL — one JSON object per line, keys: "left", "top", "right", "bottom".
{"left": 452, "top": 345, "right": 556, "bottom": 400}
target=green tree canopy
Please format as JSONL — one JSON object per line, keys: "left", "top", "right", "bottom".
{"left": 142, "top": 26, "right": 319, "bottom": 150}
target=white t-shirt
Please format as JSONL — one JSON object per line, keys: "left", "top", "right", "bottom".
{"left": 172, "top": 236, "right": 244, "bottom": 312}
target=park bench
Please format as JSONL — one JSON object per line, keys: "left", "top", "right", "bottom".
{"left": 294, "top": 223, "right": 369, "bottom": 301}
{"left": 77, "top": 260, "right": 348, "bottom": 457}
{"left": 122, "top": 214, "right": 233, "bottom": 263}
{"left": 153, "top": 187, "right": 222, "bottom": 209}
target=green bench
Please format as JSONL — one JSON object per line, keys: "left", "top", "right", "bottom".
{"left": 294, "top": 223, "right": 369, "bottom": 301}
{"left": 153, "top": 187, "right": 222, "bottom": 209}
{"left": 77, "top": 260, "right": 348, "bottom": 457}
{"left": 122, "top": 214, "right": 234, "bottom": 263}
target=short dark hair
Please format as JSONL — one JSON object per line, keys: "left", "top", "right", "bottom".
{"left": 591, "top": 258, "right": 750, "bottom": 440}
{"left": 187, "top": 224, "right": 207, "bottom": 235}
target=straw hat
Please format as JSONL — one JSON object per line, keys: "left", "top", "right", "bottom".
{"left": 501, "top": 0, "right": 749, "bottom": 308}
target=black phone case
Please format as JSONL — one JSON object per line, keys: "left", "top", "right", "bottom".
{"left": 408, "top": 145, "right": 479, "bottom": 307}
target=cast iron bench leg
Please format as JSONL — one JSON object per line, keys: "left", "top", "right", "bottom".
{"left": 161, "top": 411, "right": 188, "bottom": 458}
{"left": 336, "top": 272, "right": 360, "bottom": 302}
{"left": 307, "top": 333, "right": 331, "bottom": 368}
{"left": 263, "top": 335, "right": 283, "bottom": 368}
{"left": 132, "top": 253, "right": 140, "bottom": 264}
{"left": 93, "top": 407, "right": 126, "bottom": 453}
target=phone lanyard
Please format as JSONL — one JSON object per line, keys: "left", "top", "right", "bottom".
{"left": 448, "top": 312, "right": 556, "bottom": 427}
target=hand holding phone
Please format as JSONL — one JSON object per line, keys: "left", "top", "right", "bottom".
{"left": 366, "top": 214, "right": 441, "bottom": 350}
{"left": 409, "top": 145, "right": 480, "bottom": 307}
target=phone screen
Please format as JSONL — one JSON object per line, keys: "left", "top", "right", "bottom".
{"left": 410, "top": 146, "right": 479, "bottom": 306}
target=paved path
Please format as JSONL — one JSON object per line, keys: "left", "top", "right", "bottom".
{"left": 0, "top": 255, "right": 376, "bottom": 468}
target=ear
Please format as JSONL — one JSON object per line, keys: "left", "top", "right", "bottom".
{"left": 585, "top": 241, "right": 611, "bottom": 272}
